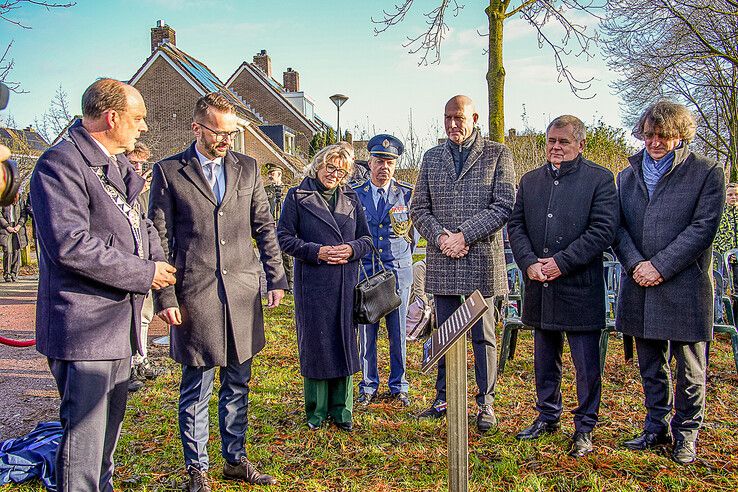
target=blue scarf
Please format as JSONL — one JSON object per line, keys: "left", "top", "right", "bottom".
{"left": 642, "top": 145, "right": 678, "bottom": 197}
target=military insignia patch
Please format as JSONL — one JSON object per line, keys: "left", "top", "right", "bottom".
{"left": 382, "top": 139, "right": 390, "bottom": 148}
{"left": 390, "top": 205, "right": 412, "bottom": 243}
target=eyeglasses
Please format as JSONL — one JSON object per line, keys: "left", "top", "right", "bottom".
{"left": 196, "top": 122, "right": 240, "bottom": 141}
{"left": 324, "top": 163, "right": 349, "bottom": 178}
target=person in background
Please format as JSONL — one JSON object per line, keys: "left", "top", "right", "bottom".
{"left": 1, "top": 192, "right": 29, "bottom": 282}
{"left": 353, "top": 134, "right": 414, "bottom": 407}
{"left": 615, "top": 100, "right": 724, "bottom": 465}
{"left": 713, "top": 182, "right": 738, "bottom": 290}
{"left": 263, "top": 163, "right": 293, "bottom": 292}
{"left": 125, "top": 142, "right": 165, "bottom": 391}
{"left": 277, "top": 142, "right": 372, "bottom": 432}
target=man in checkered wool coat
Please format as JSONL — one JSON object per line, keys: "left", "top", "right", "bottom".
{"left": 410, "top": 95, "right": 516, "bottom": 433}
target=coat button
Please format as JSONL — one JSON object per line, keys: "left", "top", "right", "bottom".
{"left": 220, "top": 239, "right": 226, "bottom": 245}
{"left": 543, "top": 282, "right": 548, "bottom": 287}
{"left": 547, "top": 213, "right": 553, "bottom": 218}
{"left": 379, "top": 236, "right": 384, "bottom": 240}
{"left": 543, "top": 248, "right": 549, "bottom": 253}
{"left": 218, "top": 211, "right": 224, "bottom": 216}
{"left": 554, "top": 180, "right": 559, "bottom": 185}
{"left": 379, "top": 224, "right": 383, "bottom": 228}
{"left": 222, "top": 269, "right": 227, "bottom": 275}
{"left": 379, "top": 248, "right": 383, "bottom": 253}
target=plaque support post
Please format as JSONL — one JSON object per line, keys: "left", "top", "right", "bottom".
{"left": 447, "top": 335, "right": 468, "bottom": 492}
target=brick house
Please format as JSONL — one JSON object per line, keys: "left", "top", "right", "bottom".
{"left": 226, "top": 49, "right": 330, "bottom": 158}
{"left": 0, "top": 126, "right": 49, "bottom": 185}
{"left": 128, "top": 21, "right": 303, "bottom": 179}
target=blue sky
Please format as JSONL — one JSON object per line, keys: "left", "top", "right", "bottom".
{"left": 2, "top": 0, "right": 626, "bottom": 148}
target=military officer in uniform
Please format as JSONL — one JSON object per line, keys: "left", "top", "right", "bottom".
{"left": 353, "top": 134, "right": 414, "bottom": 407}
{"left": 263, "top": 163, "right": 293, "bottom": 292}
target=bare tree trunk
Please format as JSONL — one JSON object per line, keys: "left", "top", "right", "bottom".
{"left": 486, "top": 1, "right": 506, "bottom": 144}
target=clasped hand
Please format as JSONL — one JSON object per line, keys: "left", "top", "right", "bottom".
{"left": 527, "top": 257, "right": 562, "bottom": 282}
{"left": 439, "top": 231, "right": 469, "bottom": 259}
{"left": 318, "top": 244, "right": 353, "bottom": 264}
{"left": 632, "top": 260, "right": 663, "bottom": 287}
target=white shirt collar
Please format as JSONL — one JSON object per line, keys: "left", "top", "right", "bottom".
{"left": 90, "top": 135, "right": 113, "bottom": 158}
{"left": 195, "top": 146, "right": 223, "bottom": 168}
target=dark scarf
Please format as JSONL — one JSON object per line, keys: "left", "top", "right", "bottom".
{"left": 313, "top": 177, "right": 339, "bottom": 211}
{"left": 447, "top": 128, "right": 479, "bottom": 176}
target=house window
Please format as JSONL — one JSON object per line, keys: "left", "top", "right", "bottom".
{"left": 284, "top": 133, "right": 295, "bottom": 155}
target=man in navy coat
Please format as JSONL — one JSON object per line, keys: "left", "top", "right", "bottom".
{"left": 353, "top": 134, "right": 414, "bottom": 407}
{"left": 30, "top": 78, "right": 176, "bottom": 492}
{"left": 507, "top": 115, "right": 618, "bottom": 458}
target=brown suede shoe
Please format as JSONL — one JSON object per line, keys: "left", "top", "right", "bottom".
{"left": 223, "top": 456, "right": 277, "bottom": 485}
{"left": 187, "top": 466, "right": 211, "bottom": 492}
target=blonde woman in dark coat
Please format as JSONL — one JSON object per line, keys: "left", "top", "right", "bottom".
{"left": 277, "top": 142, "right": 372, "bottom": 432}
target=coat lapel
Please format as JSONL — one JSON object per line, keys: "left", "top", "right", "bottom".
{"left": 441, "top": 145, "right": 457, "bottom": 181}
{"left": 103, "top": 158, "right": 127, "bottom": 197}
{"left": 379, "top": 181, "right": 401, "bottom": 221}
{"left": 219, "top": 151, "right": 242, "bottom": 208}
{"left": 297, "top": 191, "right": 343, "bottom": 239}
{"left": 181, "top": 144, "right": 217, "bottom": 206}
{"left": 117, "top": 155, "right": 144, "bottom": 204}
{"left": 458, "top": 133, "right": 484, "bottom": 180}
{"left": 334, "top": 186, "right": 357, "bottom": 232}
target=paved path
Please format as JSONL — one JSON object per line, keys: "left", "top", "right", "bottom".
{"left": 0, "top": 275, "right": 58, "bottom": 440}
{"left": 0, "top": 274, "right": 170, "bottom": 440}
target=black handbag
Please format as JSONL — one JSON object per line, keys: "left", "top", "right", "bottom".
{"left": 354, "top": 249, "right": 402, "bottom": 325}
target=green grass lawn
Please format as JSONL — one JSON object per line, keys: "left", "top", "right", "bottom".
{"left": 7, "top": 296, "right": 738, "bottom": 491}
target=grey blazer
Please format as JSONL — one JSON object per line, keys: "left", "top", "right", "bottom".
{"left": 410, "top": 131, "right": 516, "bottom": 297}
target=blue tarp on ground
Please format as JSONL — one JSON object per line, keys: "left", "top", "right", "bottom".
{"left": 0, "top": 421, "right": 60, "bottom": 490}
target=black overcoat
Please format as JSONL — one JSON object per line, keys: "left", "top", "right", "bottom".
{"left": 508, "top": 155, "right": 618, "bottom": 331}
{"left": 149, "top": 143, "right": 287, "bottom": 367}
{"left": 277, "top": 177, "right": 372, "bottom": 379}
{"left": 614, "top": 146, "right": 724, "bottom": 342}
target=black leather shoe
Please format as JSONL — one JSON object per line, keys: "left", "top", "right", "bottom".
{"left": 356, "top": 392, "right": 375, "bottom": 406}
{"left": 476, "top": 404, "right": 497, "bottom": 433}
{"left": 187, "top": 466, "right": 211, "bottom": 492}
{"left": 392, "top": 392, "right": 411, "bottom": 407}
{"left": 334, "top": 420, "right": 353, "bottom": 432}
{"left": 417, "top": 399, "right": 447, "bottom": 419}
{"left": 515, "top": 419, "right": 560, "bottom": 440}
{"left": 672, "top": 440, "right": 697, "bottom": 464}
{"left": 623, "top": 430, "right": 672, "bottom": 450}
{"left": 223, "top": 456, "right": 277, "bottom": 485}
{"left": 569, "top": 432, "right": 593, "bottom": 458}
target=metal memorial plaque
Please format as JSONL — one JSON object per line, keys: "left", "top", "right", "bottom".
{"left": 421, "top": 290, "right": 489, "bottom": 374}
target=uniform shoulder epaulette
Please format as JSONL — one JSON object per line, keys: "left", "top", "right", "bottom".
{"left": 396, "top": 180, "right": 414, "bottom": 190}
{"left": 351, "top": 179, "right": 371, "bottom": 190}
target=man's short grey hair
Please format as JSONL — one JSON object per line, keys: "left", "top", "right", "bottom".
{"left": 304, "top": 142, "right": 355, "bottom": 186}
{"left": 547, "top": 115, "right": 586, "bottom": 142}
{"left": 632, "top": 100, "right": 697, "bottom": 142}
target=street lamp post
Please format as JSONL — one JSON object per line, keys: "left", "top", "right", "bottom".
{"left": 329, "top": 94, "right": 349, "bottom": 142}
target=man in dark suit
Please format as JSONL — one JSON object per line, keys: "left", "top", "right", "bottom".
{"left": 353, "top": 134, "right": 414, "bottom": 407}
{"left": 30, "top": 78, "right": 176, "bottom": 492}
{"left": 507, "top": 115, "right": 618, "bottom": 457}
{"left": 150, "top": 92, "right": 287, "bottom": 491}
{"left": 1, "top": 192, "right": 29, "bottom": 281}
{"left": 410, "top": 95, "right": 516, "bottom": 433}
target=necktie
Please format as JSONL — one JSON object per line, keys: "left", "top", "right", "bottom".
{"left": 377, "top": 188, "right": 386, "bottom": 214}
{"left": 208, "top": 162, "right": 222, "bottom": 204}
